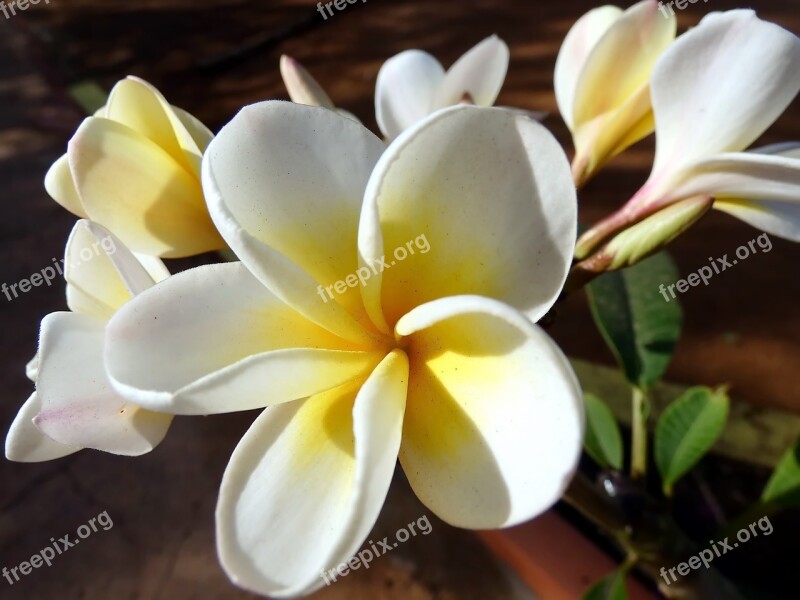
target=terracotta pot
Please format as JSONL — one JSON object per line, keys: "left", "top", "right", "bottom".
{"left": 478, "top": 511, "right": 660, "bottom": 600}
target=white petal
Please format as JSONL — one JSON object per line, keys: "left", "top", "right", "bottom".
{"left": 5, "top": 393, "right": 80, "bottom": 462}
{"left": 26, "top": 352, "right": 39, "bottom": 382}
{"left": 65, "top": 220, "right": 159, "bottom": 318}
{"left": 34, "top": 312, "right": 172, "bottom": 456}
{"left": 70, "top": 221, "right": 159, "bottom": 295}
{"left": 105, "top": 262, "right": 383, "bottom": 414}
{"left": 751, "top": 142, "right": 800, "bottom": 159}
{"left": 375, "top": 50, "right": 445, "bottom": 141}
{"left": 396, "top": 295, "right": 584, "bottom": 529}
{"left": 566, "top": 0, "right": 675, "bottom": 184}
{"left": 555, "top": 5, "right": 623, "bottom": 130}
{"left": 44, "top": 154, "right": 87, "bottom": 217}
{"left": 500, "top": 107, "right": 548, "bottom": 121}
{"left": 279, "top": 55, "right": 336, "bottom": 109}
{"left": 708, "top": 143, "right": 800, "bottom": 241}
{"left": 335, "top": 108, "right": 362, "bottom": 124}
{"left": 202, "top": 101, "right": 384, "bottom": 344}
{"left": 436, "top": 35, "right": 509, "bottom": 109}
{"left": 171, "top": 105, "right": 215, "bottom": 153}
{"left": 69, "top": 116, "right": 223, "bottom": 257}
{"left": 132, "top": 253, "right": 171, "bottom": 283}
{"left": 359, "top": 105, "right": 576, "bottom": 331}
{"left": 670, "top": 152, "right": 800, "bottom": 203}
{"left": 715, "top": 199, "right": 800, "bottom": 242}
{"left": 572, "top": 0, "right": 675, "bottom": 128}
{"left": 113, "top": 76, "right": 211, "bottom": 177}
{"left": 651, "top": 10, "right": 800, "bottom": 177}
{"left": 105, "top": 77, "right": 197, "bottom": 175}
{"left": 216, "top": 351, "right": 408, "bottom": 597}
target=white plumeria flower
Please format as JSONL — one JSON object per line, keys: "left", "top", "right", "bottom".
{"left": 375, "top": 35, "right": 510, "bottom": 141}
{"left": 5, "top": 221, "right": 173, "bottom": 462}
{"left": 104, "top": 101, "right": 584, "bottom": 597}
{"left": 555, "top": 0, "right": 676, "bottom": 186}
{"left": 576, "top": 10, "right": 800, "bottom": 257}
{"left": 45, "top": 76, "right": 225, "bottom": 258}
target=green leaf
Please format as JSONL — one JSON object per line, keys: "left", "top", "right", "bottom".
{"left": 582, "top": 570, "right": 628, "bottom": 600}
{"left": 584, "top": 393, "right": 624, "bottom": 470}
{"left": 655, "top": 386, "right": 729, "bottom": 495}
{"left": 761, "top": 439, "right": 800, "bottom": 508}
{"left": 587, "top": 252, "right": 682, "bottom": 390}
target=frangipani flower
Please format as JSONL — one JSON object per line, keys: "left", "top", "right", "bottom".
{"left": 45, "top": 76, "right": 226, "bottom": 258}
{"left": 575, "top": 10, "right": 800, "bottom": 259}
{"left": 279, "top": 55, "right": 360, "bottom": 122}
{"left": 5, "top": 221, "right": 173, "bottom": 462}
{"left": 375, "top": 35, "right": 510, "bottom": 141}
{"left": 104, "top": 102, "right": 584, "bottom": 597}
{"left": 555, "top": 0, "right": 676, "bottom": 186}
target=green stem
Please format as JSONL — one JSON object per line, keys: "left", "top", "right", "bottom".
{"left": 562, "top": 471, "right": 627, "bottom": 533}
{"left": 631, "top": 387, "right": 648, "bottom": 479}
{"left": 562, "top": 472, "right": 747, "bottom": 599}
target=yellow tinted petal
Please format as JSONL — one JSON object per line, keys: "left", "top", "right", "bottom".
{"left": 65, "top": 221, "right": 133, "bottom": 318}
{"left": 397, "top": 296, "right": 583, "bottom": 529}
{"left": 573, "top": 0, "right": 675, "bottom": 126}
{"left": 360, "top": 106, "right": 576, "bottom": 330}
{"left": 555, "top": 5, "right": 624, "bottom": 131}
{"left": 70, "top": 116, "right": 224, "bottom": 257}
{"left": 44, "top": 154, "right": 87, "bottom": 217}
{"left": 216, "top": 350, "right": 407, "bottom": 597}
{"left": 106, "top": 77, "right": 210, "bottom": 178}
{"left": 573, "top": 84, "right": 655, "bottom": 184}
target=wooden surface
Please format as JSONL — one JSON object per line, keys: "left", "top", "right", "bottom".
{"left": 0, "top": 1, "right": 798, "bottom": 598}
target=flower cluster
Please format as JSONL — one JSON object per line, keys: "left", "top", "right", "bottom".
{"left": 5, "top": 2, "right": 799, "bottom": 598}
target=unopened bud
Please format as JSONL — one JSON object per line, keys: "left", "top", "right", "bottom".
{"left": 279, "top": 55, "right": 336, "bottom": 109}
{"left": 573, "top": 196, "right": 712, "bottom": 280}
